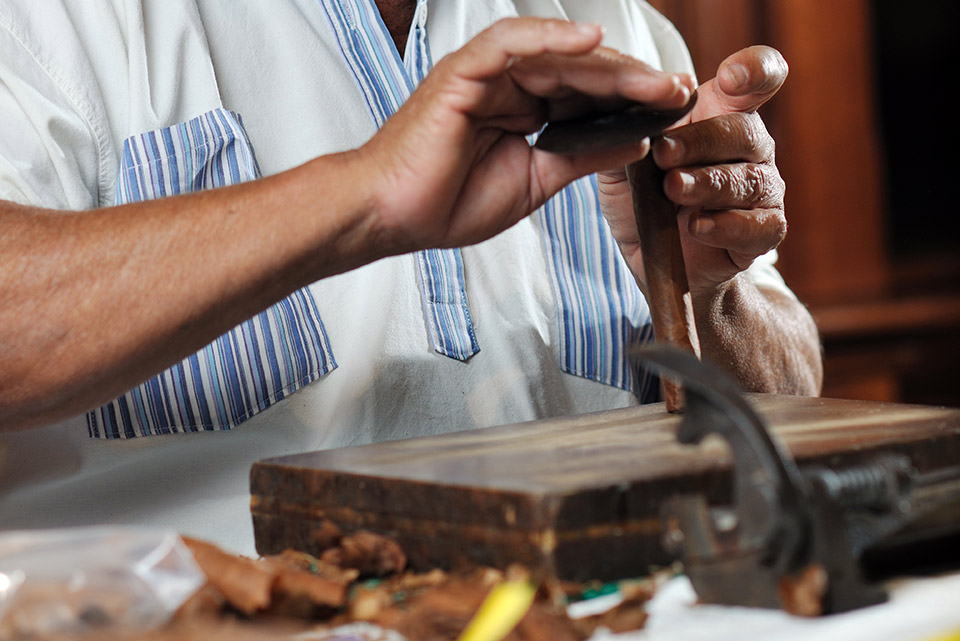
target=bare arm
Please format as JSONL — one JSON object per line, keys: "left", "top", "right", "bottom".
{"left": 0, "top": 18, "right": 693, "bottom": 431}
{"left": 692, "top": 276, "right": 822, "bottom": 395}
{"left": 0, "top": 154, "right": 375, "bottom": 430}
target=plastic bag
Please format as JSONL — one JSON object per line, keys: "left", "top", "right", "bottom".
{"left": 0, "top": 527, "right": 205, "bottom": 640}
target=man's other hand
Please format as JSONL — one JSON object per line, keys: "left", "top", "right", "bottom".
{"left": 598, "top": 45, "right": 789, "bottom": 300}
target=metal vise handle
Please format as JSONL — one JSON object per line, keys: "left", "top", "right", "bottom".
{"left": 638, "top": 345, "right": 888, "bottom": 615}
{"left": 640, "top": 345, "right": 810, "bottom": 559}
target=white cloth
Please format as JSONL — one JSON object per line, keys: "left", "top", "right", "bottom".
{"left": 560, "top": 573, "right": 960, "bottom": 641}
{"left": 588, "top": 573, "right": 960, "bottom": 641}
{"left": 0, "top": 0, "right": 792, "bottom": 555}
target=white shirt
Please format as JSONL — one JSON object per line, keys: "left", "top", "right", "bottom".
{"left": 0, "top": 0, "right": 790, "bottom": 555}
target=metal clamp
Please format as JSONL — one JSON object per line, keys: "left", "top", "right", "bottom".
{"left": 639, "top": 346, "right": 913, "bottom": 615}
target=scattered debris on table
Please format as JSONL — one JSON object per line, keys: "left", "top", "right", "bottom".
{"left": 3, "top": 522, "right": 662, "bottom": 640}
{"left": 178, "top": 522, "right": 659, "bottom": 640}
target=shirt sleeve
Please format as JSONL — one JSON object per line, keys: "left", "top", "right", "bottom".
{"left": 0, "top": 10, "right": 104, "bottom": 210}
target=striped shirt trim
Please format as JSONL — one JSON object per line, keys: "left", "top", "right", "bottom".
{"left": 319, "top": 0, "right": 479, "bottom": 360}
{"left": 415, "top": 249, "right": 480, "bottom": 360}
{"left": 87, "top": 108, "right": 337, "bottom": 439}
{"left": 537, "top": 175, "right": 658, "bottom": 402}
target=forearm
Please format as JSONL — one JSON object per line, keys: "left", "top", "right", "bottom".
{"left": 692, "top": 273, "right": 823, "bottom": 395}
{"left": 0, "top": 151, "right": 376, "bottom": 431}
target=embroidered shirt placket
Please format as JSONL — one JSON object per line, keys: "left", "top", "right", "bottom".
{"left": 536, "top": 169, "right": 658, "bottom": 400}
{"left": 319, "top": 0, "right": 480, "bottom": 361}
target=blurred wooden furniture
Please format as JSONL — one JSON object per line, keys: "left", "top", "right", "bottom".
{"left": 647, "top": 0, "right": 960, "bottom": 407}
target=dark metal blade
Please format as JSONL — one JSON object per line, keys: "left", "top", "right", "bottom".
{"left": 534, "top": 91, "right": 698, "bottom": 154}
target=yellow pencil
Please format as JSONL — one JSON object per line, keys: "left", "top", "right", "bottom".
{"left": 456, "top": 579, "right": 538, "bottom": 641}
{"left": 918, "top": 630, "right": 960, "bottom": 641}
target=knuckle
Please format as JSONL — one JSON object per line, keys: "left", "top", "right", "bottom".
{"left": 532, "top": 17, "right": 571, "bottom": 45}
{"left": 483, "top": 17, "right": 521, "bottom": 47}
{"left": 432, "top": 52, "right": 455, "bottom": 74}
{"left": 762, "top": 209, "right": 788, "bottom": 250}
{"left": 532, "top": 18, "right": 553, "bottom": 39}
{"left": 773, "top": 212, "right": 788, "bottom": 246}
{"left": 739, "top": 114, "right": 767, "bottom": 153}
{"left": 771, "top": 168, "right": 786, "bottom": 202}
{"left": 705, "top": 166, "right": 729, "bottom": 195}
{"left": 742, "top": 164, "right": 768, "bottom": 205}
{"left": 489, "top": 17, "right": 515, "bottom": 36}
{"left": 741, "top": 210, "right": 787, "bottom": 255}
{"left": 707, "top": 168, "right": 735, "bottom": 193}
{"left": 731, "top": 112, "right": 774, "bottom": 161}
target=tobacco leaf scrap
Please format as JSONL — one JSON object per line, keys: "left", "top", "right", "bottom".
{"left": 174, "top": 530, "right": 653, "bottom": 641}
{"left": 6, "top": 529, "right": 654, "bottom": 641}
{"left": 180, "top": 537, "right": 352, "bottom": 618}
{"left": 320, "top": 530, "right": 407, "bottom": 577}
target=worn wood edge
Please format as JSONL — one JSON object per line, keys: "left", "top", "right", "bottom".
{"left": 250, "top": 500, "right": 671, "bottom": 582}
{"left": 250, "top": 395, "right": 960, "bottom": 580}
{"left": 254, "top": 402, "right": 677, "bottom": 471}
{"left": 250, "top": 430, "right": 960, "bottom": 532}
{"left": 250, "top": 396, "right": 960, "bottom": 496}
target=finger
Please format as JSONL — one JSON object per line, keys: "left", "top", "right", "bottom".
{"left": 596, "top": 166, "right": 628, "bottom": 191}
{"left": 448, "top": 18, "right": 606, "bottom": 80}
{"left": 687, "top": 208, "right": 787, "bottom": 259}
{"left": 654, "top": 112, "right": 775, "bottom": 169}
{"left": 508, "top": 47, "right": 692, "bottom": 113}
{"left": 448, "top": 19, "right": 692, "bottom": 115}
{"left": 596, "top": 167, "right": 644, "bottom": 245}
{"left": 663, "top": 162, "right": 784, "bottom": 210}
{"left": 691, "top": 45, "right": 788, "bottom": 120}
{"left": 716, "top": 45, "right": 788, "bottom": 111}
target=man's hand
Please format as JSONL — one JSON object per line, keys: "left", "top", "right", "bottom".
{"left": 597, "top": 45, "right": 788, "bottom": 300}
{"left": 597, "top": 46, "right": 822, "bottom": 395}
{"left": 657, "top": 45, "right": 789, "bottom": 299}
{"left": 356, "top": 18, "right": 694, "bottom": 256}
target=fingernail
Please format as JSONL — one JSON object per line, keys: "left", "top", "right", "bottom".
{"left": 723, "top": 63, "right": 749, "bottom": 90}
{"left": 677, "top": 72, "right": 697, "bottom": 92}
{"left": 672, "top": 79, "right": 691, "bottom": 102}
{"left": 694, "top": 215, "right": 715, "bottom": 235}
{"left": 656, "top": 135, "right": 682, "bottom": 164}
{"left": 678, "top": 171, "right": 695, "bottom": 194}
{"left": 575, "top": 22, "right": 603, "bottom": 38}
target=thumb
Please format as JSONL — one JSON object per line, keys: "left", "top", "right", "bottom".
{"left": 699, "top": 45, "right": 788, "bottom": 116}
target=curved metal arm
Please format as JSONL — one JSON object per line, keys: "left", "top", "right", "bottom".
{"left": 639, "top": 345, "right": 811, "bottom": 565}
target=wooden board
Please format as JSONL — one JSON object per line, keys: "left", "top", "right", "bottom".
{"left": 250, "top": 395, "right": 960, "bottom": 581}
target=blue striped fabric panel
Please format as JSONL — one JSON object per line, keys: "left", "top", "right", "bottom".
{"left": 323, "top": 0, "right": 654, "bottom": 396}
{"left": 406, "top": 4, "right": 479, "bottom": 360}
{"left": 537, "top": 174, "right": 659, "bottom": 402}
{"left": 320, "top": 0, "right": 479, "bottom": 361}
{"left": 87, "top": 108, "right": 337, "bottom": 439}
{"left": 415, "top": 248, "right": 479, "bottom": 360}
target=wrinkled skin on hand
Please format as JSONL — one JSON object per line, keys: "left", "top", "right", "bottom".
{"left": 597, "top": 45, "right": 789, "bottom": 301}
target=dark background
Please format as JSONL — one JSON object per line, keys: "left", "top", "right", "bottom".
{"left": 648, "top": 0, "right": 960, "bottom": 407}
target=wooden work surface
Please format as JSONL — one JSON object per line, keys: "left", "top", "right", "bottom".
{"left": 251, "top": 395, "right": 960, "bottom": 582}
